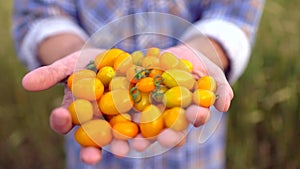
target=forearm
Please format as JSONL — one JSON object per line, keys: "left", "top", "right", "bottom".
{"left": 38, "top": 33, "right": 85, "bottom": 65}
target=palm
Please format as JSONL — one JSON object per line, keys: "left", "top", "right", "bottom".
{"left": 22, "top": 47, "right": 233, "bottom": 164}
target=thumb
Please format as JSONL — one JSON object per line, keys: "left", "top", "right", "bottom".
{"left": 22, "top": 48, "right": 105, "bottom": 91}
{"left": 22, "top": 52, "right": 79, "bottom": 91}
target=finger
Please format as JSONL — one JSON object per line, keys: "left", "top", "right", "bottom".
{"left": 214, "top": 83, "right": 234, "bottom": 112}
{"left": 185, "top": 105, "right": 210, "bottom": 127}
{"left": 110, "top": 139, "right": 130, "bottom": 158}
{"left": 157, "top": 129, "right": 186, "bottom": 148}
{"left": 176, "top": 133, "right": 187, "bottom": 147}
{"left": 131, "top": 134, "right": 152, "bottom": 152}
{"left": 49, "top": 107, "right": 73, "bottom": 134}
{"left": 22, "top": 52, "right": 80, "bottom": 91}
{"left": 80, "top": 147, "right": 102, "bottom": 165}
{"left": 22, "top": 48, "right": 102, "bottom": 92}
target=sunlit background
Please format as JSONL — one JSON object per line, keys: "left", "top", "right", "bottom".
{"left": 0, "top": 1, "right": 299, "bottom": 169}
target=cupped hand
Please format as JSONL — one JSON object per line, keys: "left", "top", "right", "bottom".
{"left": 22, "top": 48, "right": 163, "bottom": 164}
{"left": 166, "top": 45, "right": 234, "bottom": 113}
{"left": 22, "top": 49, "right": 113, "bottom": 164}
{"left": 22, "top": 45, "right": 233, "bottom": 164}
{"left": 143, "top": 44, "right": 234, "bottom": 149}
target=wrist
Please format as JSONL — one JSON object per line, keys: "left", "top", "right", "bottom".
{"left": 38, "top": 33, "right": 85, "bottom": 65}
{"left": 185, "top": 36, "right": 229, "bottom": 72}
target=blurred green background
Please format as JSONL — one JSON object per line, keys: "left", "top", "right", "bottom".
{"left": 0, "top": 1, "right": 299, "bottom": 169}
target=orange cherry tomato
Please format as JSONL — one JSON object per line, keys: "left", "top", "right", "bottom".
{"left": 193, "top": 89, "right": 216, "bottom": 108}
{"left": 109, "top": 114, "right": 131, "bottom": 127}
{"left": 196, "top": 76, "right": 217, "bottom": 92}
{"left": 94, "top": 48, "right": 125, "bottom": 70}
{"left": 74, "top": 119, "right": 112, "bottom": 147}
{"left": 149, "top": 69, "right": 163, "bottom": 79}
{"left": 98, "top": 89, "right": 133, "bottom": 115}
{"left": 114, "top": 52, "right": 133, "bottom": 74}
{"left": 137, "top": 77, "right": 156, "bottom": 93}
{"left": 140, "top": 105, "right": 164, "bottom": 138}
{"left": 112, "top": 121, "right": 139, "bottom": 140}
{"left": 163, "top": 107, "right": 189, "bottom": 131}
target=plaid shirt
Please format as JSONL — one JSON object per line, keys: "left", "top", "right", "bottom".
{"left": 12, "top": 1, "right": 264, "bottom": 169}
{"left": 65, "top": 107, "right": 228, "bottom": 169}
{"left": 13, "top": 0, "right": 263, "bottom": 48}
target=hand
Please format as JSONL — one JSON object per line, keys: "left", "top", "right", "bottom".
{"left": 22, "top": 48, "right": 161, "bottom": 164}
{"left": 166, "top": 44, "right": 234, "bottom": 113}
{"left": 22, "top": 49, "right": 111, "bottom": 164}
{"left": 147, "top": 44, "right": 234, "bottom": 148}
{"left": 22, "top": 46, "right": 233, "bottom": 164}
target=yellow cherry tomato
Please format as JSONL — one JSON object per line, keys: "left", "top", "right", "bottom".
{"left": 178, "top": 59, "right": 193, "bottom": 72}
{"left": 131, "top": 50, "right": 144, "bottom": 66}
{"left": 196, "top": 76, "right": 217, "bottom": 92}
{"left": 98, "top": 89, "right": 133, "bottom": 115}
{"left": 109, "top": 76, "right": 130, "bottom": 91}
{"left": 193, "top": 89, "right": 216, "bottom": 108}
{"left": 72, "top": 77, "right": 104, "bottom": 101}
{"left": 134, "top": 92, "right": 151, "bottom": 112}
{"left": 140, "top": 105, "right": 164, "bottom": 138}
{"left": 159, "top": 52, "right": 179, "bottom": 70}
{"left": 67, "top": 69, "right": 96, "bottom": 89}
{"left": 97, "top": 66, "right": 116, "bottom": 87}
{"left": 94, "top": 48, "right": 125, "bottom": 70}
{"left": 162, "top": 69, "right": 196, "bottom": 90}
{"left": 74, "top": 119, "right": 112, "bottom": 147}
{"left": 163, "top": 86, "right": 192, "bottom": 108}
{"left": 163, "top": 107, "right": 189, "bottom": 131}
{"left": 112, "top": 121, "right": 139, "bottom": 140}
{"left": 146, "top": 47, "right": 160, "bottom": 57}
{"left": 142, "top": 56, "right": 160, "bottom": 69}
{"left": 68, "top": 99, "right": 94, "bottom": 125}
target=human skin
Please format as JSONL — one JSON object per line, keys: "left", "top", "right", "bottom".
{"left": 23, "top": 33, "right": 233, "bottom": 164}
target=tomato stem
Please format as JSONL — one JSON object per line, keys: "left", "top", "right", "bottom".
{"left": 153, "top": 75, "right": 163, "bottom": 87}
{"left": 130, "top": 86, "right": 141, "bottom": 103}
{"left": 85, "top": 60, "right": 97, "bottom": 72}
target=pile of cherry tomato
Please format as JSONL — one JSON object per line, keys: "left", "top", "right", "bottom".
{"left": 67, "top": 47, "right": 217, "bottom": 148}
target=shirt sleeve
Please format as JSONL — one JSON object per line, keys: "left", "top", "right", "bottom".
{"left": 12, "top": 0, "right": 88, "bottom": 70}
{"left": 182, "top": 0, "right": 265, "bottom": 84}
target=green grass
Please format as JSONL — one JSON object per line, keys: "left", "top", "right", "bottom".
{"left": 0, "top": 2, "right": 65, "bottom": 169}
{"left": 226, "top": 1, "right": 300, "bottom": 168}
{"left": 0, "top": 1, "right": 299, "bottom": 169}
